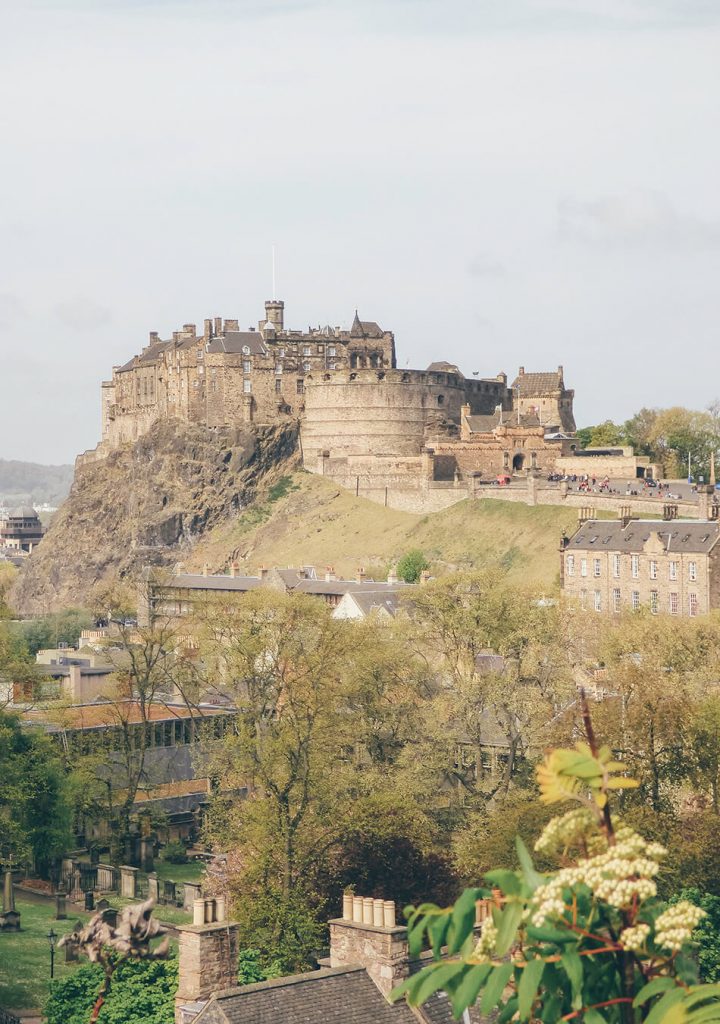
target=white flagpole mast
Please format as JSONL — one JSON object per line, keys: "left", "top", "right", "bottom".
{"left": 272, "top": 245, "right": 276, "bottom": 300}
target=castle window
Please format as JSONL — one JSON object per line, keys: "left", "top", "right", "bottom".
{"left": 242, "top": 345, "right": 251, "bottom": 355}
{"left": 275, "top": 379, "right": 282, "bottom": 394}
{"left": 593, "top": 558, "right": 601, "bottom": 577}
{"left": 350, "top": 354, "right": 359, "bottom": 369}
{"left": 243, "top": 379, "right": 252, "bottom": 394}
{"left": 328, "top": 346, "right": 336, "bottom": 357}
{"left": 612, "top": 588, "right": 621, "bottom": 612}
{"left": 296, "top": 380, "right": 304, "bottom": 395}
{"left": 303, "top": 346, "right": 311, "bottom": 357}
{"left": 566, "top": 555, "right": 575, "bottom": 576}
{"left": 328, "top": 362, "right": 336, "bottom": 370}
{"left": 275, "top": 364, "right": 283, "bottom": 375}
{"left": 437, "top": 395, "right": 444, "bottom": 406}
{"left": 243, "top": 359, "right": 251, "bottom": 373}
{"left": 279, "top": 348, "right": 285, "bottom": 357}
{"left": 303, "top": 361, "right": 311, "bottom": 372}
{"left": 580, "top": 558, "right": 587, "bottom": 577}
{"left": 317, "top": 345, "right": 324, "bottom": 354}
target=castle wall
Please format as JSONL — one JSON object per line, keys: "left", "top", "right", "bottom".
{"left": 301, "top": 369, "right": 509, "bottom": 460}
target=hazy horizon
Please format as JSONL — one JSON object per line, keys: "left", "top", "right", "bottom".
{"left": 2, "top": 0, "right": 720, "bottom": 463}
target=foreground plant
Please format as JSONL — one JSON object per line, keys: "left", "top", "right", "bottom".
{"left": 392, "top": 700, "right": 720, "bottom": 1022}
{"left": 59, "top": 898, "right": 169, "bottom": 1023}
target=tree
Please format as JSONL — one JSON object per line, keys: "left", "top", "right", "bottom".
{"left": 0, "top": 562, "right": 17, "bottom": 619}
{"left": 45, "top": 958, "right": 177, "bottom": 1024}
{"left": 396, "top": 550, "right": 430, "bottom": 584}
{"left": 393, "top": 705, "right": 720, "bottom": 1024}
{"left": 0, "top": 708, "right": 72, "bottom": 874}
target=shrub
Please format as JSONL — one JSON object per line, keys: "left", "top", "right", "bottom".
{"left": 161, "top": 840, "right": 188, "bottom": 864}
{"left": 45, "top": 956, "right": 177, "bottom": 1024}
{"left": 395, "top": 550, "right": 429, "bottom": 584}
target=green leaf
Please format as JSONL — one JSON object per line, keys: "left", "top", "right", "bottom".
{"left": 480, "top": 963, "right": 513, "bottom": 1015}
{"left": 408, "top": 917, "right": 429, "bottom": 956}
{"left": 428, "top": 914, "right": 451, "bottom": 958}
{"left": 495, "top": 901, "right": 524, "bottom": 956}
{"left": 584, "top": 1010, "right": 607, "bottom": 1024}
{"left": 485, "top": 869, "right": 522, "bottom": 896}
{"left": 498, "top": 994, "right": 519, "bottom": 1023}
{"left": 645, "top": 987, "right": 687, "bottom": 1024}
{"left": 448, "top": 888, "right": 483, "bottom": 956}
{"left": 517, "top": 958, "right": 545, "bottom": 1021}
{"left": 526, "top": 925, "right": 578, "bottom": 945}
{"left": 541, "top": 992, "right": 564, "bottom": 1023}
{"left": 634, "top": 977, "right": 679, "bottom": 1007}
{"left": 560, "top": 949, "right": 584, "bottom": 1010}
{"left": 450, "top": 964, "right": 492, "bottom": 1019}
{"left": 408, "top": 962, "right": 465, "bottom": 1007}
{"left": 515, "top": 836, "right": 543, "bottom": 890}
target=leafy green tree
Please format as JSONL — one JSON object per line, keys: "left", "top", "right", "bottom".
{"left": 45, "top": 955, "right": 177, "bottom": 1024}
{"left": 393, "top": 710, "right": 720, "bottom": 1024}
{"left": 588, "top": 420, "right": 626, "bottom": 446}
{"left": 237, "top": 948, "right": 284, "bottom": 985}
{"left": 396, "top": 549, "right": 430, "bottom": 583}
{"left": 0, "top": 709, "right": 72, "bottom": 873}
{"left": 672, "top": 889, "right": 720, "bottom": 982}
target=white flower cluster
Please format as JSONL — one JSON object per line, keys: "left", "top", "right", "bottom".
{"left": 473, "top": 916, "right": 498, "bottom": 963}
{"left": 654, "top": 902, "right": 706, "bottom": 952}
{"left": 531, "top": 827, "right": 666, "bottom": 926}
{"left": 619, "top": 923, "right": 650, "bottom": 952}
{"left": 534, "top": 808, "right": 596, "bottom": 856}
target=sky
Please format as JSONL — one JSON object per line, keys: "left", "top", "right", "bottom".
{"left": 2, "top": 0, "right": 720, "bottom": 464}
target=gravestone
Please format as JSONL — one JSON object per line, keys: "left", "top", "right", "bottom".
{"left": 55, "top": 891, "right": 67, "bottom": 920}
{"left": 119, "top": 866, "right": 138, "bottom": 899}
{"left": 147, "top": 873, "right": 160, "bottom": 903}
{"left": 183, "top": 882, "right": 203, "bottom": 911}
{"left": 0, "top": 868, "right": 20, "bottom": 931}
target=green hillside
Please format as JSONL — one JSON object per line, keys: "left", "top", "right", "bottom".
{"left": 0, "top": 458, "right": 73, "bottom": 506}
{"left": 188, "top": 471, "right": 578, "bottom": 589}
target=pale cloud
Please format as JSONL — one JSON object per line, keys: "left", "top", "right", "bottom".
{"left": 467, "top": 255, "right": 507, "bottom": 278}
{"left": 0, "top": 294, "right": 27, "bottom": 329}
{"left": 53, "top": 299, "right": 113, "bottom": 331}
{"left": 557, "top": 191, "right": 720, "bottom": 249}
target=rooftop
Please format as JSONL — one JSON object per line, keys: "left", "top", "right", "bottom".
{"left": 22, "top": 700, "right": 233, "bottom": 732}
{"left": 568, "top": 519, "right": 720, "bottom": 554}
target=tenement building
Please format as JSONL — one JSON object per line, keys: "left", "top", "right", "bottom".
{"left": 561, "top": 518, "right": 720, "bottom": 616}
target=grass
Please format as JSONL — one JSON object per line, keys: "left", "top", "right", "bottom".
{"left": 188, "top": 470, "right": 582, "bottom": 589}
{"left": 0, "top": 898, "right": 89, "bottom": 1010}
{"left": 151, "top": 859, "right": 205, "bottom": 884}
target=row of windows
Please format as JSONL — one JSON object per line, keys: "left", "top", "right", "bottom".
{"left": 63, "top": 715, "right": 235, "bottom": 756}
{"left": 567, "top": 554, "right": 697, "bottom": 582}
{"left": 579, "top": 589, "right": 699, "bottom": 616}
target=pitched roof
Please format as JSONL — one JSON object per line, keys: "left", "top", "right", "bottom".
{"left": 568, "top": 520, "right": 720, "bottom": 555}
{"left": 350, "top": 312, "right": 384, "bottom": 339}
{"left": 207, "top": 332, "right": 268, "bottom": 356}
{"left": 510, "top": 370, "right": 564, "bottom": 395}
{"left": 22, "top": 700, "right": 232, "bottom": 732}
{"left": 343, "top": 591, "right": 403, "bottom": 617}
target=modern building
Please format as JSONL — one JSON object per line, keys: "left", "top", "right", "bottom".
{"left": 561, "top": 518, "right": 720, "bottom": 616}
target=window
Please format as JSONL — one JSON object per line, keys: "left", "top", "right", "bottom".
{"left": 612, "top": 588, "right": 621, "bottom": 613}
{"left": 689, "top": 561, "right": 697, "bottom": 581}
{"left": 689, "top": 593, "right": 698, "bottom": 616}
{"left": 317, "top": 345, "right": 324, "bottom": 354}
{"left": 669, "top": 561, "right": 678, "bottom": 581}
{"left": 275, "top": 378, "right": 282, "bottom": 394}
{"left": 275, "top": 364, "right": 283, "bottom": 375}
{"left": 566, "top": 555, "right": 575, "bottom": 577}
{"left": 631, "top": 555, "right": 639, "bottom": 579}
{"left": 580, "top": 558, "right": 587, "bottom": 578}
{"left": 631, "top": 591, "right": 640, "bottom": 610}
{"left": 303, "top": 361, "right": 311, "bottom": 372}
{"left": 328, "top": 362, "right": 336, "bottom": 370}
{"left": 243, "top": 379, "right": 252, "bottom": 394}
{"left": 303, "top": 346, "right": 311, "bottom": 356}
{"left": 296, "top": 380, "right": 304, "bottom": 395}
{"left": 669, "top": 592, "right": 679, "bottom": 615}
{"left": 649, "top": 560, "right": 657, "bottom": 580}
{"left": 580, "top": 589, "right": 587, "bottom": 609}
{"left": 328, "top": 346, "right": 336, "bottom": 356}
{"left": 650, "top": 590, "right": 659, "bottom": 614}
{"left": 612, "top": 554, "right": 620, "bottom": 578}
{"left": 594, "top": 591, "right": 602, "bottom": 612}
{"left": 593, "top": 558, "right": 601, "bottom": 577}
{"left": 243, "top": 359, "right": 251, "bottom": 373}
{"left": 437, "top": 394, "right": 445, "bottom": 406}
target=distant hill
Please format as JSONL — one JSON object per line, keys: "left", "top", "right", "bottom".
{"left": 0, "top": 459, "right": 74, "bottom": 507}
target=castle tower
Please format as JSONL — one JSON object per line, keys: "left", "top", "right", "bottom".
{"left": 264, "top": 299, "right": 284, "bottom": 330}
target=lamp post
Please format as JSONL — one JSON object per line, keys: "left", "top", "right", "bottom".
{"left": 47, "top": 927, "right": 57, "bottom": 979}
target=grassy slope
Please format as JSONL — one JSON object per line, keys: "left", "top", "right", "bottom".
{"left": 187, "top": 471, "right": 581, "bottom": 590}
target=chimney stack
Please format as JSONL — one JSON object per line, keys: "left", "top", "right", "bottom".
{"left": 149, "top": 331, "right": 159, "bottom": 345}
{"left": 325, "top": 566, "right": 337, "bottom": 582}
{"left": 175, "top": 899, "right": 239, "bottom": 1023}
{"left": 420, "top": 569, "right": 431, "bottom": 584}
{"left": 355, "top": 567, "right": 366, "bottom": 583}
{"left": 202, "top": 563, "right": 210, "bottom": 577}
{"left": 214, "top": 316, "right": 223, "bottom": 336}
{"left": 229, "top": 561, "right": 239, "bottom": 578}
{"left": 329, "top": 891, "right": 406, "bottom": 997}
{"left": 387, "top": 567, "right": 399, "bottom": 585}
{"left": 258, "top": 566, "right": 269, "bottom": 580}
{"left": 203, "top": 319, "right": 213, "bottom": 341}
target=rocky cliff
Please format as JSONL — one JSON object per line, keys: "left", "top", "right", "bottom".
{"left": 12, "top": 419, "right": 299, "bottom": 614}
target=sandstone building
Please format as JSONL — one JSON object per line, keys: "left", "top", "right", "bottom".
{"left": 99, "top": 301, "right": 395, "bottom": 452}
{"left": 561, "top": 517, "right": 720, "bottom": 616}
{"left": 0, "top": 505, "right": 44, "bottom": 553}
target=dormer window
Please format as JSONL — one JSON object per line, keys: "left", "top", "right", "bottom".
{"left": 242, "top": 345, "right": 251, "bottom": 355}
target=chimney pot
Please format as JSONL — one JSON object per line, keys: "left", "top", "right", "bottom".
{"left": 362, "top": 897, "right": 374, "bottom": 925}
{"left": 204, "top": 899, "right": 215, "bottom": 924}
{"left": 192, "top": 898, "right": 206, "bottom": 926}
{"left": 215, "top": 895, "right": 226, "bottom": 922}
{"left": 342, "top": 893, "right": 353, "bottom": 920}
{"left": 352, "top": 896, "right": 363, "bottom": 922}
{"left": 372, "top": 899, "right": 384, "bottom": 928}
{"left": 214, "top": 316, "right": 223, "bottom": 335}
{"left": 382, "top": 900, "right": 396, "bottom": 928}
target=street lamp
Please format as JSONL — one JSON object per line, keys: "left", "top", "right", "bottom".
{"left": 47, "top": 927, "right": 57, "bottom": 979}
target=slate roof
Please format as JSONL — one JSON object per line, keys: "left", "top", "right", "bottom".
{"left": 207, "top": 332, "right": 268, "bottom": 356}
{"left": 465, "top": 413, "right": 501, "bottom": 433}
{"left": 510, "top": 370, "right": 564, "bottom": 395}
{"left": 350, "top": 312, "right": 384, "bottom": 339}
{"left": 22, "top": 700, "right": 233, "bottom": 732}
{"left": 192, "top": 964, "right": 483, "bottom": 1024}
{"left": 343, "top": 590, "right": 403, "bottom": 617}
{"left": 164, "top": 573, "right": 264, "bottom": 593}
{"left": 158, "top": 571, "right": 412, "bottom": 599}
{"left": 568, "top": 520, "right": 720, "bottom": 554}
